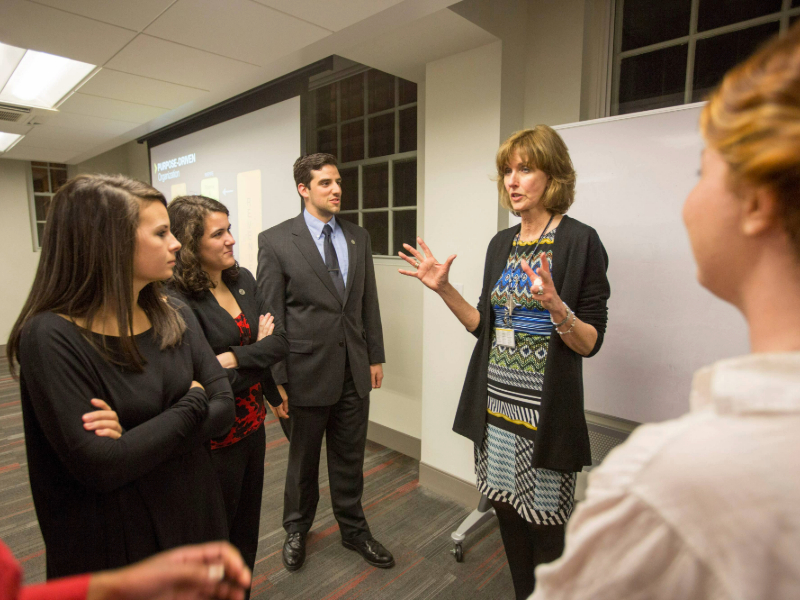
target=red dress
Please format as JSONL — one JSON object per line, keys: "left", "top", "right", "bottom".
{"left": 210, "top": 313, "right": 267, "bottom": 449}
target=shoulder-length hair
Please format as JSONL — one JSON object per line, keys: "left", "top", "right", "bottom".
{"left": 7, "top": 174, "right": 186, "bottom": 376}
{"left": 496, "top": 126, "right": 576, "bottom": 215}
{"left": 701, "top": 20, "right": 800, "bottom": 259}
{"left": 167, "top": 195, "right": 239, "bottom": 297}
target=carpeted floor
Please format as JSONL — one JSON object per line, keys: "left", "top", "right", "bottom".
{"left": 0, "top": 355, "right": 515, "bottom": 599}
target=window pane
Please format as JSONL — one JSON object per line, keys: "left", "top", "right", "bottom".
{"left": 51, "top": 169, "right": 68, "bottom": 191}
{"left": 399, "top": 107, "right": 417, "bottom": 153}
{"left": 32, "top": 167, "right": 50, "bottom": 193}
{"left": 398, "top": 78, "right": 417, "bottom": 105}
{"left": 393, "top": 159, "right": 416, "bottom": 207}
{"left": 340, "top": 74, "right": 364, "bottom": 121}
{"left": 621, "top": 0, "right": 691, "bottom": 52}
{"left": 363, "top": 211, "right": 388, "bottom": 255}
{"left": 368, "top": 70, "right": 395, "bottom": 113}
{"left": 37, "top": 222, "right": 45, "bottom": 246}
{"left": 791, "top": 14, "right": 799, "bottom": 26}
{"left": 339, "top": 167, "right": 359, "bottom": 211}
{"left": 338, "top": 212, "right": 359, "bottom": 227}
{"left": 31, "top": 161, "right": 47, "bottom": 167}
{"left": 692, "top": 22, "right": 779, "bottom": 102}
{"left": 698, "top": 0, "right": 781, "bottom": 33}
{"left": 368, "top": 113, "right": 395, "bottom": 158}
{"left": 315, "top": 85, "right": 337, "bottom": 127}
{"left": 618, "top": 44, "right": 688, "bottom": 115}
{"left": 392, "top": 210, "right": 416, "bottom": 255}
{"left": 35, "top": 195, "right": 51, "bottom": 221}
{"left": 363, "top": 163, "right": 388, "bottom": 209}
{"left": 794, "top": 0, "right": 800, "bottom": 7}
{"left": 317, "top": 127, "right": 337, "bottom": 158}
{"left": 341, "top": 120, "right": 364, "bottom": 163}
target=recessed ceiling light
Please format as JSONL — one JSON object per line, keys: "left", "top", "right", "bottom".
{"left": 0, "top": 132, "right": 24, "bottom": 152}
{"left": 0, "top": 42, "right": 96, "bottom": 110}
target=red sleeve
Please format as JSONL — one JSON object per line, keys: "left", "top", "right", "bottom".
{"left": 20, "top": 575, "right": 91, "bottom": 600}
{"left": 0, "top": 541, "right": 23, "bottom": 600}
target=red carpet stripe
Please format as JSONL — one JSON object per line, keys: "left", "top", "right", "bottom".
{"left": 320, "top": 566, "right": 375, "bottom": 600}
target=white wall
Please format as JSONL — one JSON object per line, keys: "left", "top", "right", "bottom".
{"left": 0, "top": 159, "right": 40, "bottom": 342}
{"left": 420, "top": 41, "right": 503, "bottom": 483}
{"left": 69, "top": 140, "right": 149, "bottom": 182}
{"left": 524, "top": 0, "right": 586, "bottom": 127}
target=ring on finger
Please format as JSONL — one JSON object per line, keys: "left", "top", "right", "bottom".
{"left": 537, "top": 285, "right": 544, "bottom": 295}
{"left": 414, "top": 259, "right": 420, "bottom": 267}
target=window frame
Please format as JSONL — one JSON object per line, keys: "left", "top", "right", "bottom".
{"left": 309, "top": 68, "right": 418, "bottom": 257}
{"left": 28, "top": 161, "right": 67, "bottom": 251}
{"left": 609, "top": 0, "right": 800, "bottom": 116}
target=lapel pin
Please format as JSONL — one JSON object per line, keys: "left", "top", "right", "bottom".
{"left": 350, "top": 239, "right": 355, "bottom": 244}
{"left": 239, "top": 289, "right": 245, "bottom": 295}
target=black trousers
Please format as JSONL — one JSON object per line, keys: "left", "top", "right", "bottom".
{"left": 211, "top": 423, "right": 266, "bottom": 596}
{"left": 283, "top": 368, "right": 371, "bottom": 542}
{"left": 491, "top": 499, "right": 566, "bottom": 600}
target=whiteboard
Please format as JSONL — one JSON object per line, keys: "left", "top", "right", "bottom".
{"left": 512, "top": 104, "right": 749, "bottom": 423}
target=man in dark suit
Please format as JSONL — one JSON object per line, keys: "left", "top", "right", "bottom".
{"left": 256, "top": 153, "right": 393, "bottom": 572}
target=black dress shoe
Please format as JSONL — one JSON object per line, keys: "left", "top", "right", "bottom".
{"left": 342, "top": 537, "right": 395, "bottom": 568}
{"left": 282, "top": 532, "right": 306, "bottom": 571}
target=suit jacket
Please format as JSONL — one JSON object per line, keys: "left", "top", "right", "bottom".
{"left": 167, "top": 268, "right": 288, "bottom": 407}
{"left": 256, "top": 212, "right": 385, "bottom": 407}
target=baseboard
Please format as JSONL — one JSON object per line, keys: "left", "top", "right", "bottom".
{"left": 418, "top": 462, "right": 481, "bottom": 508}
{"left": 366, "top": 421, "right": 421, "bottom": 460}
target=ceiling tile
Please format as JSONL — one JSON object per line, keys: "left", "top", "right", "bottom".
{"left": 4, "top": 143, "right": 78, "bottom": 163}
{"left": 30, "top": 0, "right": 176, "bottom": 32}
{"left": 59, "top": 93, "right": 169, "bottom": 124}
{"left": 0, "top": 0, "right": 137, "bottom": 65}
{"left": 252, "top": 0, "right": 407, "bottom": 32}
{"left": 34, "top": 112, "right": 136, "bottom": 137}
{"left": 104, "top": 35, "right": 261, "bottom": 89}
{"left": 78, "top": 69, "right": 207, "bottom": 109}
{"left": 144, "top": 0, "right": 330, "bottom": 65}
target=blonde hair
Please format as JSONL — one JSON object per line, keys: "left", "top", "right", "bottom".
{"left": 701, "top": 21, "right": 800, "bottom": 256}
{"left": 496, "top": 125, "right": 576, "bottom": 215}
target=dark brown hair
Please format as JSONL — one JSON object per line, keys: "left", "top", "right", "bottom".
{"left": 167, "top": 195, "right": 239, "bottom": 296}
{"left": 7, "top": 174, "right": 186, "bottom": 376}
{"left": 701, "top": 21, "right": 800, "bottom": 258}
{"left": 293, "top": 153, "right": 338, "bottom": 192}
{"left": 496, "top": 126, "right": 577, "bottom": 215}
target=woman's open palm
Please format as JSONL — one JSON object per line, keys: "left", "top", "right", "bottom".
{"left": 398, "top": 237, "right": 457, "bottom": 293}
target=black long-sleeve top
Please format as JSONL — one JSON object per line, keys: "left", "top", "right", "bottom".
{"left": 168, "top": 267, "right": 289, "bottom": 409}
{"left": 18, "top": 302, "right": 234, "bottom": 579}
{"left": 453, "top": 215, "right": 611, "bottom": 473}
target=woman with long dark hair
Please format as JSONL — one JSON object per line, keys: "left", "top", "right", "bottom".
{"left": 167, "top": 195, "right": 288, "bottom": 585}
{"left": 7, "top": 175, "right": 234, "bottom": 579}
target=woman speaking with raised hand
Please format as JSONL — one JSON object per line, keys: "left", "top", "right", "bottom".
{"left": 399, "top": 125, "right": 610, "bottom": 599}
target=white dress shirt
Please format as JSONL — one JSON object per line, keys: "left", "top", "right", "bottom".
{"left": 531, "top": 352, "right": 800, "bottom": 600}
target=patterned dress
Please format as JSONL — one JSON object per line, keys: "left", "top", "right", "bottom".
{"left": 475, "top": 229, "right": 578, "bottom": 525}
{"left": 210, "top": 312, "right": 267, "bottom": 449}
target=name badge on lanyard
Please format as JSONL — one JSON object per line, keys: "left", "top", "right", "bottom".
{"left": 497, "top": 295, "right": 516, "bottom": 348}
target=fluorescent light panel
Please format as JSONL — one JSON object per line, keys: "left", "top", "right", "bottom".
{"left": 0, "top": 132, "right": 24, "bottom": 152}
{"left": 0, "top": 42, "right": 95, "bottom": 109}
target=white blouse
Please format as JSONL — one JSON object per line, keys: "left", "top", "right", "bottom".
{"left": 531, "top": 353, "right": 800, "bottom": 600}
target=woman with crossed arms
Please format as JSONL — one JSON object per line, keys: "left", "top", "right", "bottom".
{"left": 168, "top": 195, "right": 289, "bottom": 590}
{"left": 399, "top": 125, "right": 610, "bottom": 599}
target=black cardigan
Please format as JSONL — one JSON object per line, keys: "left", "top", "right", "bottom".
{"left": 170, "top": 268, "right": 289, "bottom": 407}
{"left": 453, "top": 215, "right": 610, "bottom": 473}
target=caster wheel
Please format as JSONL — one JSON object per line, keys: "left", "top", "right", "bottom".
{"left": 452, "top": 543, "right": 464, "bottom": 562}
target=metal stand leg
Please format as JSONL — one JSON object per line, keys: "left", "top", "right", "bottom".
{"left": 450, "top": 494, "right": 496, "bottom": 562}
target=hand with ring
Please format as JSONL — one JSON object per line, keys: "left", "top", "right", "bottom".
{"left": 398, "top": 236, "right": 457, "bottom": 293}
{"left": 520, "top": 252, "right": 563, "bottom": 313}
